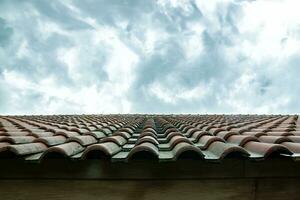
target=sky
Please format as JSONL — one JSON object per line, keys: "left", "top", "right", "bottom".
{"left": 0, "top": 0, "right": 300, "bottom": 115}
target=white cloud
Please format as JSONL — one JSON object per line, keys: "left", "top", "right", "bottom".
{"left": 0, "top": 0, "right": 300, "bottom": 114}
{"left": 149, "top": 81, "right": 210, "bottom": 104}
{"left": 236, "top": 0, "right": 300, "bottom": 63}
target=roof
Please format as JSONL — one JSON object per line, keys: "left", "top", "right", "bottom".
{"left": 0, "top": 114, "right": 300, "bottom": 162}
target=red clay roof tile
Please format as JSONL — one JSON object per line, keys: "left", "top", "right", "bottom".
{"left": 127, "top": 142, "right": 159, "bottom": 160}
{"left": 243, "top": 141, "right": 292, "bottom": 158}
{"left": 41, "top": 142, "right": 84, "bottom": 158}
{"left": 0, "top": 115, "right": 300, "bottom": 162}
{"left": 204, "top": 141, "right": 249, "bottom": 160}
{"left": 82, "top": 142, "right": 122, "bottom": 158}
{"left": 34, "top": 135, "right": 66, "bottom": 146}
{"left": 0, "top": 142, "right": 47, "bottom": 156}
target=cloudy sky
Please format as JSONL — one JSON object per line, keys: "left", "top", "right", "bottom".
{"left": 0, "top": 0, "right": 300, "bottom": 115}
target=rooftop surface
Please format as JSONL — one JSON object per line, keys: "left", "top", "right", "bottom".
{"left": 0, "top": 114, "right": 300, "bottom": 163}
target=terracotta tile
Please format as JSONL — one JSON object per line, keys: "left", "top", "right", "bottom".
{"left": 209, "top": 127, "right": 226, "bottom": 135}
{"left": 265, "top": 131, "right": 293, "bottom": 136}
{"left": 29, "top": 131, "right": 54, "bottom": 137}
{"left": 243, "top": 141, "right": 292, "bottom": 158}
{"left": 196, "top": 135, "right": 225, "bottom": 150}
{"left": 1, "top": 115, "right": 300, "bottom": 162}
{"left": 226, "top": 135, "right": 258, "bottom": 146}
{"left": 136, "top": 136, "right": 159, "bottom": 146}
{"left": 281, "top": 142, "right": 300, "bottom": 154}
{"left": 34, "top": 136, "right": 66, "bottom": 146}
{"left": 85, "top": 131, "right": 107, "bottom": 139}
{"left": 204, "top": 141, "right": 249, "bottom": 160}
{"left": 168, "top": 135, "right": 193, "bottom": 149}
{"left": 0, "top": 136, "right": 36, "bottom": 144}
{"left": 117, "top": 127, "right": 135, "bottom": 135}
{"left": 67, "top": 135, "right": 98, "bottom": 146}
{"left": 0, "top": 143, "right": 47, "bottom": 155}
{"left": 42, "top": 142, "right": 84, "bottom": 158}
{"left": 82, "top": 142, "right": 122, "bottom": 158}
{"left": 0, "top": 131, "right": 30, "bottom": 136}
{"left": 215, "top": 131, "right": 238, "bottom": 140}
{"left": 184, "top": 128, "right": 205, "bottom": 137}
{"left": 127, "top": 142, "right": 159, "bottom": 160}
{"left": 100, "top": 135, "right": 127, "bottom": 146}
{"left": 0, "top": 142, "right": 10, "bottom": 148}
{"left": 286, "top": 136, "right": 300, "bottom": 143}
{"left": 139, "top": 131, "right": 157, "bottom": 139}
{"left": 171, "top": 142, "right": 204, "bottom": 161}
{"left": 190, "top": 130, "right": 211, "bottom": 141}
{"left": 242, "top": 131, "right": 266, "bottom": 137}
{"left": 258, "top": 136, "right": 292, "bottom": 144}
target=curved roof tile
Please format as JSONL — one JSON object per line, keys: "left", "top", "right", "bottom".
{"left": 0, "top": 143, "right": 47, "bottom": 156}
{"left": 204, "top": 141, "right": 250, "bottom": 160}
{"left": 82, "top": 142, "right": 121, "bottom": 158}
{"left": 34, "top": 136, "right": 67, "bottom": 146}
{"left": 0, "top": 114, "right": 300, "bottom": 162}
{"left": 127, "top": 142, "right": 159, "bottom": 160}
{"left": 243, "top": 141, "right": 292, "bottom": 158}
{"left": 172, "top": 142, "right": 204, "bottom": 160}
{"left": 41, "top": 142, "right": 84, "bottom": 158}
{"left": 226, "top": 135, "right": 258, "bottom": 146}
{"left": 67, "top": 135, "right": 98, "bottom": 146}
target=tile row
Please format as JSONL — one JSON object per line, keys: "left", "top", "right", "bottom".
{"left": 0, "top": 115, "right": 300, "bottom": 162}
